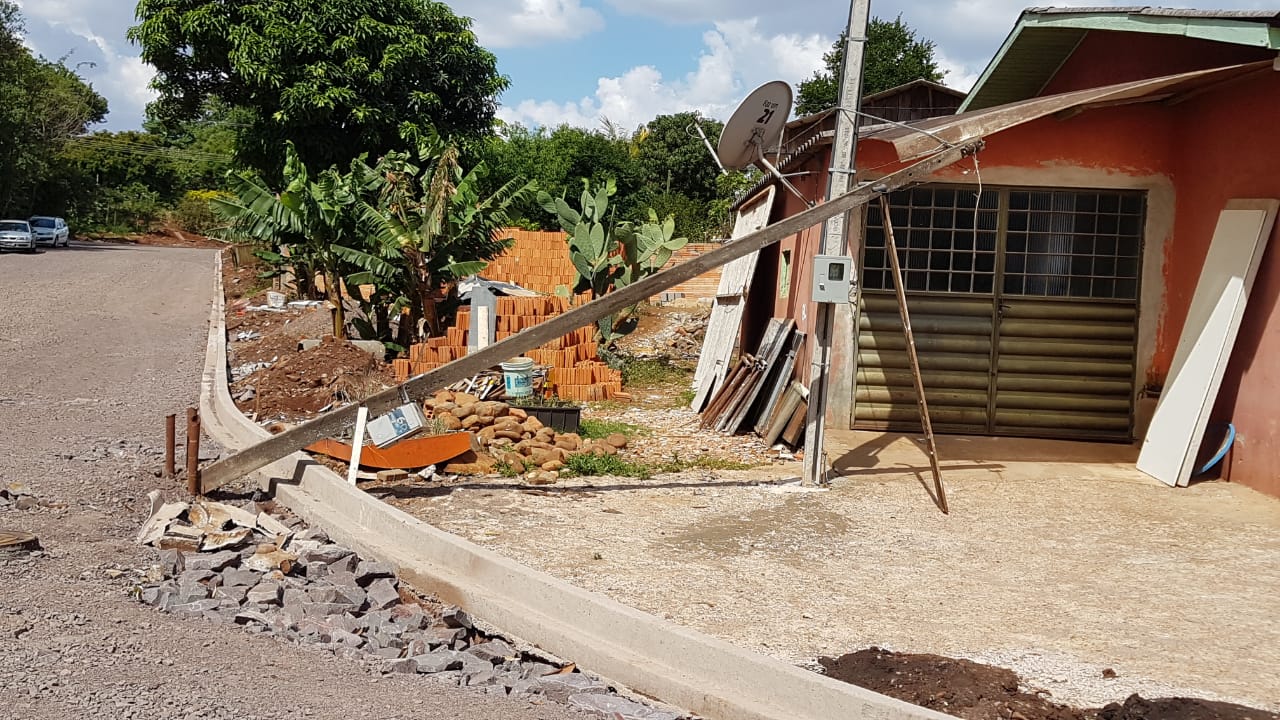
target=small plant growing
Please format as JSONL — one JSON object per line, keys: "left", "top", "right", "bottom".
{"left": 578, "top": 418, "right": 645, "bottom": 440}
{"left": 562, "top": 453, "right": 652, "bottom": 479}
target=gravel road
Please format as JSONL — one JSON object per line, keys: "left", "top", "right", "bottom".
{"left": 0, "top": 243, "right": 586, "bottom": 720}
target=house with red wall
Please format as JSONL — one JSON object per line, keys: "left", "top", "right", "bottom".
{"left": 740, "top": 7, "right": 1280, "bottom": 496}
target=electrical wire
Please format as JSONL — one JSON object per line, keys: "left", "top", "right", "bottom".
{"left": 68, "top": 136, "right": 233, "bottom": 163}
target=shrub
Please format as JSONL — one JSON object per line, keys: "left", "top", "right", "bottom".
{"left": 172, "top": 189, "right": 228, "bottom": 233}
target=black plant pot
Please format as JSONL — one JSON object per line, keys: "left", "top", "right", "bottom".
{"left": 511, "top": 403, "right": 582, "bottom": 433}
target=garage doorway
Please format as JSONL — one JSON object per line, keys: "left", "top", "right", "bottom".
{"left": 853, "top": 185, "right": 1145, "bottom": 441}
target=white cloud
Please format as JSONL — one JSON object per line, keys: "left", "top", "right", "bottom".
{"left": 499, "top": 18, "right": 830, "bottom": 131}
{"left": 468, "top": 0, "right": 605, "bottom": 48}
{"left": 14, "top": 0, "right": 154, "bottom": 129}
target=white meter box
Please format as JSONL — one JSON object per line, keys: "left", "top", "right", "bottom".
{"left": 366, "top": 403, "right": 429, "bottom": 448}
{"left": 812, "top": 255, "right": 853, "bottom": 303}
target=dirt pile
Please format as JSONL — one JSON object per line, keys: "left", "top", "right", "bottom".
{"left": 248, "top": 338, "right": 393, "bottom": 419}
{"left": 1097, "top": 695, "right": 1277, "bottom": 720}
{"left": 820, "top": 649, "right": 1277, "bottom": 720}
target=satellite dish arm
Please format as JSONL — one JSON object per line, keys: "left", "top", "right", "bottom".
{"left": 756, "top": 144, "right": 813, "bottom": 208}
{"left": 690, "top": 120, "right": 728, "bottom": 176}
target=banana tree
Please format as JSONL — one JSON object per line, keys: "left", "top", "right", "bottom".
{"left": 336, "top": 136, "right": 534, "bottom": 344}
{"left": 212, "top": 143, "right": 359, "bottom": 338}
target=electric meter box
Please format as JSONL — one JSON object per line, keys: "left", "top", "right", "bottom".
{"left": 812, "top": 255, "right": 853, "bottom": 303}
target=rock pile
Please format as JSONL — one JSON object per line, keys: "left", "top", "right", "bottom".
{"left": 133, "top": 498, "right": 680, "bottom": 720}
{"left": 0, "top": 480, "right": 37, "bottom": 511}
{"left": 427, "top": 391, "right": 628, "bottom": 484}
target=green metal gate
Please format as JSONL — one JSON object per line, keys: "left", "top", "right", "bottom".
{"left": 852, "top": 185, "right": 1144, "bottom": 441}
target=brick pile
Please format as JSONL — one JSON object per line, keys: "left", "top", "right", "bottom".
{"left": 484, "top": 229, "right": 576, "bottom": 294}
{"left": 486, "top": 229, "right": 722, "bottom": 300}
{"left": 392, "top": 296, "right": 625, "bottom": 402}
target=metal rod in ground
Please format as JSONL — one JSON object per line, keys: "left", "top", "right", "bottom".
{"left": 164, "top": 413, "right": 176, "bottom": 478}
{"left": 186, "top": 408, "right": 201, "bottom": 496}
{"left": 880, "top": 195, "right": 949, "bottom": 514}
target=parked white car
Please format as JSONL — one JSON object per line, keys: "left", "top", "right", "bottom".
{"left": 0, "top": 219, "right": 35, "bottom": 252}
{"left": 29, "top": 216, "right": 69, "bottom": 247}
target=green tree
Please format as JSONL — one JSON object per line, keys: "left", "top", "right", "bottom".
{"left": 144, "top": 99, "right": 243, "bottom": 191}
{"left": 626, "top": 112, "right": 733, "bottom": 242}
{"left": 52, "top": 131, "right": 183, "bottom": 230}
{"left": 479, "top": 122, "right": 641, "bottom": 229}
{"left": 0, "top": 0, "right": 107, "bottom": 216}
{"left": 794, "top": 15, "right": 944, "bottom": 117}
{"left": 633, "top": 113, "right": 723, "bottom": 202}
{"left": 342, "top": 136, "right": 534, "bottom": 343}
{"left": 214, "top": 144, "right": 363, "bottom": 338}
{"left": 130, "top": 0, "right": 507, "bottom": 176}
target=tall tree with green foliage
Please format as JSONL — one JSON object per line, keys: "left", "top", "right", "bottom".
{"left": 0, "top": 0, "right": 107, "bottom": 216}
{"left": 794, "top": 15, "right": 945, "bottom": 117}
{"left": 130, "top": 0, "right": 507, "bottom": 176}
{"left": 480, "top": 122, "right": 642, "bottom": 229}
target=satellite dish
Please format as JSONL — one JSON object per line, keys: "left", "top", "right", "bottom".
{"left": 716, "top": 80, "right": 793, "bottom": 170}
{"left": 716, "top": 80, "right": 810, "bottom": 206}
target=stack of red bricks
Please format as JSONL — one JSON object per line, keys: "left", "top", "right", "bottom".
{"left": 392, "top": 295, "right": 626, "bottom": 402}
{"left": 483, "top": 229, "right": 578, "bottom": 294}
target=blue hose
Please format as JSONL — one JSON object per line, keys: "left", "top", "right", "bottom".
{"left": 1196, "top": 422, "right": 1236, "bottom": 476}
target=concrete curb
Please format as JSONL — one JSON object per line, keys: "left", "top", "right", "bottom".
{"left": 197, "top": 252, "right": 954, "bottom": 720}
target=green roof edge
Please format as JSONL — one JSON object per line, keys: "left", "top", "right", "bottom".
{"left": 959, "top": 10, "right": 1280, "bottom": 112}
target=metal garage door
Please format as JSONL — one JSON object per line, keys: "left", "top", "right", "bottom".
{"left": 853, "top": 185, "right": 1144, "bottom": 441}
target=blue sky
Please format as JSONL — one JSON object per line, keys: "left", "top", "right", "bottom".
{"left": 12, "top": 0, "right": 1276, "bottom": 133}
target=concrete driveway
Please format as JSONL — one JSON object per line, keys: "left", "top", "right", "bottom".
{"left": 384, "top": 420, "right": 1280, "bottom": 712}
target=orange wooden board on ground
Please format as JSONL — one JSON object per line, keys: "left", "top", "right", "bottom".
{"left": 305, "top": 432, "right": 471, "bottom": 469}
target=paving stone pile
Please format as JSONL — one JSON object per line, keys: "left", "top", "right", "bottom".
{"left": 133, "top": 500, "right": 681, "bottom": 720}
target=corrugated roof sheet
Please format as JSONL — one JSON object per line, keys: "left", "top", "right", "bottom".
{"left": 1026, "top": 7, "right": 1280, "bottom": 22}
{"left": 961, "top": 6, "right": 1280, "bottom": 111}
{"left": 866, "top": 60, "right": 1271, "bottom": 160}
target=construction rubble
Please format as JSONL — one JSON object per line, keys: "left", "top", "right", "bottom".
{"left": 133, "top": 496, "right": 681, "bottom": 720}
{"left": 426, "top": 391, "right": 628, "bottom": 482}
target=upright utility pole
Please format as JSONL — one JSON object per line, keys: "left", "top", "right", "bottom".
{"left": 802, "top": 0, "right": 870, "bottom": 485}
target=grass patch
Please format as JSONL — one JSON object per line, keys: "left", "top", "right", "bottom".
{"left": 677, "top": 388, "right": 695, "bottom": 407}
{"left": 492, "top": 461, "right": 521, "bottom": 478}
{"left": 563, "top": 453, "right": 654, "bottom": 479}
{"left": 579, "top": 418, "right": 646, "bottom": 440}
{"left": 621, "top": 358, "right": 690, "bottom": 389}
{"left": 561, "top": 451, "right": 756, "bottom": 479}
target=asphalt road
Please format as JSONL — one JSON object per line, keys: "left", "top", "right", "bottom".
{"left": 0, "top": 243, "right": 585, "bottom": 720}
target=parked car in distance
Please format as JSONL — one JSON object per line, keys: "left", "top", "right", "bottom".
{"left": 0, "top": 219, "right": 35, "bottom": 252}
{"left": 29, "top": 216, "right": 69, "bottom": 247}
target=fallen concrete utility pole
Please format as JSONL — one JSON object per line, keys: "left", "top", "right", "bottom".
{"left": 198, "top": 140, "right": 984, "bottom": 494}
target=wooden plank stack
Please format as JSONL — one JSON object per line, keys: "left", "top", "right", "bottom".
{"left": 392, "top": 295, "right": 625, "bottom": 403}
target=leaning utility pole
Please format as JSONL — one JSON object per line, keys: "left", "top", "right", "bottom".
{"left": 802, "top": 0, "right": 871, "bottom": 486}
